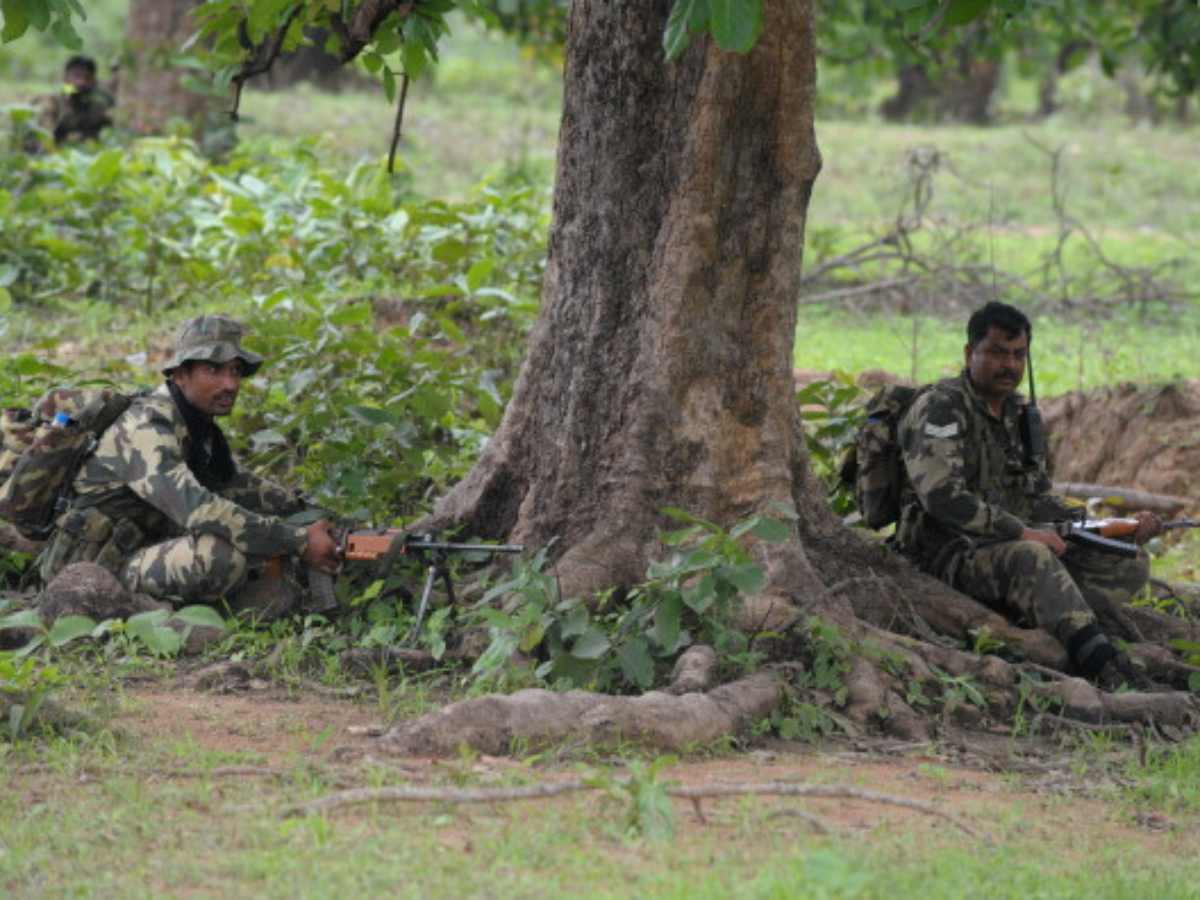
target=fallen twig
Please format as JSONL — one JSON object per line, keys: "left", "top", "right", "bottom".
{"left": 764, "top": 807, "right": 835, "bottom": 835}
{"left": 281, "top": 778, "right": 989, "bottom": 841}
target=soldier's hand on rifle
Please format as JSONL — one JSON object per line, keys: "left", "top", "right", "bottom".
{"left": 1022, "top": 527, "right": 1066, "bottom": 557}
{"left": 1132, "top": 511, "right": 1163, "bottom": 545}
{"left": 302, "top": 519, "right": 341, "bottom": 573}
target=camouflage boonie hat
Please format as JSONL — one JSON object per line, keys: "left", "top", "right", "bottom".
{"left": 160, "top": 315, "right": 264, "bottom": 376}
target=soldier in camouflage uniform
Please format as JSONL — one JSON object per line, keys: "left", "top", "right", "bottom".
{"left": 34, "top": 56, "right": 115, "bottom": 147}
{"left": 897, "top": 301, "right": 1161, "bottom": 688}
{"left": 39, "top": 316, "right": 340, "bottom": 609}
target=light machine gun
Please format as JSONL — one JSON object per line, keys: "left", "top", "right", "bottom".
{"left": 1055, "top": 517, "right": 1200, "bottom": 557}
{"left": 306, "top": 529, "right": 523, "bottom": 645}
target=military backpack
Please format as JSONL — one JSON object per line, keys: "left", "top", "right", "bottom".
{"left": 0, "top": 388, "right": 133, "bottom": 541}
{"left": 839, "top": 383, "right": 933, "bottom": 530}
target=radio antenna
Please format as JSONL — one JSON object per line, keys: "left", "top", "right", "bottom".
{"left": 991, "top": 180, "right": 1046, "bottom": 461}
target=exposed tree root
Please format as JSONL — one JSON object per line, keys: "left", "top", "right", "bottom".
{"left": 666, "top": 644, "right": 718, "bottom": 695}
{"left": 380, "top": 670, "right": 784, "bottom": 756}
{"left": 283, "top": 778, "right": 989, "bottom": 841}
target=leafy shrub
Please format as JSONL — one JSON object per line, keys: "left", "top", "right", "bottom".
{"left": 0, "top": 127, "right": 548, "bottom": 522}
{"left": 795, "top": 374, "right": 865, "bottom": 517}
{"left": 470, "top": 509, "right": 792, "bottom": 692}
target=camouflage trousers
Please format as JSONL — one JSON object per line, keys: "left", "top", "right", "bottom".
{"left": 39, "top": 506, "right": 252, "bottom": 606}
{"left": 121, "top": 533, "right": 249, "bottom": 605}
{"left": 952, "top": 539, "right": 1148, "bottom": 644}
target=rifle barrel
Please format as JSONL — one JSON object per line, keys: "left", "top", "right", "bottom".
{"left": 342, "top": 529, "right": 523, "bottom": 560}
{"left": 404, "top": 541, "right": 524, "bottom": 553}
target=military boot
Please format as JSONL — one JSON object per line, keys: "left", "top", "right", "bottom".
{"left": 1094, "top": 652, "right": 1169, "bottom": 693}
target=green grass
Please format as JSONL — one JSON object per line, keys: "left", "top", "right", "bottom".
{"left": 1123, "top": 736, "right": 1200, "bottom": 814}
{"left": 4, "top": 735, "right": 1200, "bottom": 898}
{"left": 796, "top": 308, "right": 1200, "bottom": 396}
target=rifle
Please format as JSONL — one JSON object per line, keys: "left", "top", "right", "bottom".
{"left": 334, "top": 529, "right": 524, "bottom": 645}
{"left": 1057, "top": 517, "right": 1200, "bottom": 557}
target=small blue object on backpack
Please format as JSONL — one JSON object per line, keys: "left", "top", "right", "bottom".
{"left": 51, "top": 411, "right": 75, "bottom": 428}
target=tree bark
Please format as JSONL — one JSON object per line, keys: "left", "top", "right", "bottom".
{"left": 118, "top": 0, "right": 212, "bottom": 136}
{"left": 428, "top": 0, "right": 824, "bottom": 602}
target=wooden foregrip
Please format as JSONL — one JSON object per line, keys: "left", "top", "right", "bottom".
{"left": 343, "top": 530, "right": 403, "bottom": 560}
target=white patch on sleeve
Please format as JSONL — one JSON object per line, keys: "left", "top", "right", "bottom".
{"left": 924, "top": 422, "right": 959, "bottom": 439}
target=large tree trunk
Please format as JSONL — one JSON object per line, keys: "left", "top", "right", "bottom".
{"left": 406, "top": 1, "right": 1199, "bottom": 753}
{"left": 118, "top": 0, "right": 212, "bottom": 136}
{"left": 429, "top": 0, "right": 824, "bottom": 603}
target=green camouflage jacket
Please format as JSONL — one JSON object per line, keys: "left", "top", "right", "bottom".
{"left": 896, "top": 371, "right": 1071, "bottom": 572}
{"left": 36, "top": 87, "right": 115, "bottom": 144}
{"left": 64, "top": 384, "right": 307, "bottom": 560}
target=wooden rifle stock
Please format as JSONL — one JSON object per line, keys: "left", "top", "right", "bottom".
{"left": 1058, "top": 517, "right": 1200, "bottom": 557}
{"left": 340, "top": 528, "right": 524, "bottom": 561}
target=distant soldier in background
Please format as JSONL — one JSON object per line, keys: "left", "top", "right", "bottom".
{"left": 35, "top": 55, "right": 116, "bottom": 146}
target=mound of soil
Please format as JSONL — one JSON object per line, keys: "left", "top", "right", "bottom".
{"left": 1042, "top": 381, "right": 1200, "bottom": 507}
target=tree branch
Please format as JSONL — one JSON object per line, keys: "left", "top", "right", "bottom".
{"left": 229, "top": 4, "right": 305, "bottom": 121}
{"left": 331, "top": 1, "right": 416, "bottom": 63}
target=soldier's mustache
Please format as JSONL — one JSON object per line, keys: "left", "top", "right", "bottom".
{"left": 995, "top": 370, "right": 1018, "bottom": 381}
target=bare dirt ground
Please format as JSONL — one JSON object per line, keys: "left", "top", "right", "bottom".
{"left": 106, "top": 678, "right": 1196, "bottom": 850}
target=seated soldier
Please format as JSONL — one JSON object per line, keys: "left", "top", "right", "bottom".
{"left": 38, "top": 315, "right": 340, "bottom": 611}
{"left": 35, "top": 55, "right": 116, "bottom": 146}
{"left": 896, "top": 301, "right": 1162, "bottom": 689}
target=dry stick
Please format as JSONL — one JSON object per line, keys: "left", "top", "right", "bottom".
{"left": 228, "top": 5, "right": 304, "bottom": 121}
{"left": 799, "top": 277, "right": 917, "bottom": 306}
{"left": 764, "top": 807, "right": 835, "bottom": 835}
{"left": 387, "top": 73, "right": 411, "bottom": 175}
{"left": 282, "top": 780, "right": 989, "bottom": 842}
{"left": 13, "top": 764, "right": 300, "bottom": 781}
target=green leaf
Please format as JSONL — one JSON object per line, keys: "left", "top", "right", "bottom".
{"left": 618, "top": 637, "right": 655, "bottom": 689}
{"left": 559, "top": 603, "right": 589, "bottom": 640}
{"left": 708, "top": 0, "right": 762, "bottom": 54}
{"left": 944, "top": 0, "right": 991, "bottom": 26}
{"left": 466, "top": 257, "right": 495, "bottom": 293}
{"left": 570, "top": 627, "right": 612, "bottom": 660}
{"left": 127, "top": 610, "right": 182, "bottom": 657}
{"left": 651, "top": 593, "right": 683, "bottom": 653}
{"left": 681, "top": 574, "right": 717, "bottom": 614}
{"left": 87, "top": 149, "right": 122, "bottom": 188}
{"left": 663, "top": 0, "right": 709, "bottom": 61}
{"left": 432, "top": 239, "right": 469, "bottom": 264}
{"left": 748, "top": 517, "right": 791, "bottom": 542}
{"left": 173, "top": 605, "right": 226, "bottom": 630}
{"left": 0, "top": 286, "right": 11, "bottom": 313}
{"left": 8, "top": 702, "right": 26, "bottom": 739}
{"left": 0, "top": 609, "right": 43, "bottom": 632}
{"left": 346, "top": 405, "right": 394, "bottom": 426}
{"left": 13, "top": 634, "right": 45, "bottom": 659}
{"left": 720, "top": 563, "right": 766, "bottom": 595}
{"left": 47, "top": 615, "right": 98, "bottom": 647}
{"left": 250, "top": 429, "right": 287, "bottom": 451}
{"left": 1, "top": 0, "right": 30, "bottom": 43}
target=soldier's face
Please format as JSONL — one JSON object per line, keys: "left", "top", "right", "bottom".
{"left": 64, "top": 66, "right": 95, "bottom": 93}
{"left": 173, "top": 360, "right": 245, "bottom": 417}
{"left": 965, "top": 326, "right": 1027, "bottom": 402}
